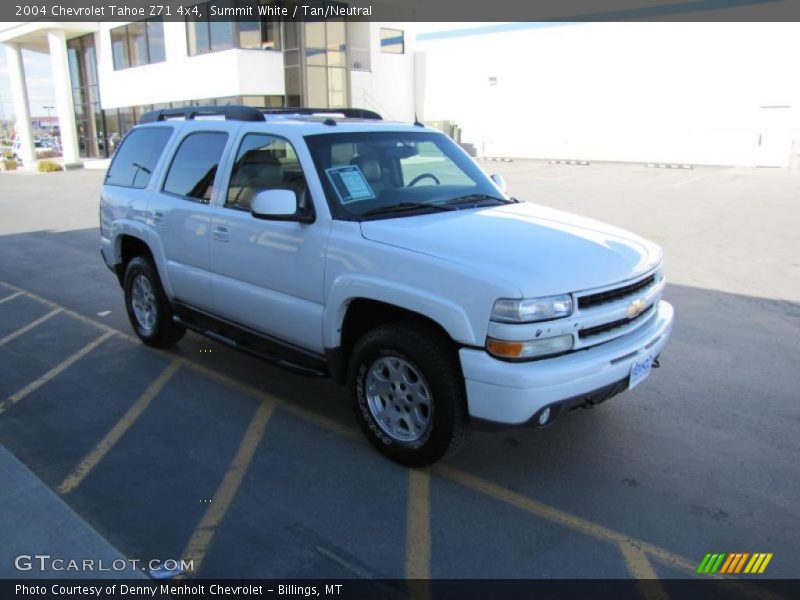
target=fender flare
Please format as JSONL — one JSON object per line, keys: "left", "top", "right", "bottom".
{"left": 323, "top": 274, "right": 479, "bottom": 349}
{"left": 110, "top": 221, "right": 173, "bottom": 298}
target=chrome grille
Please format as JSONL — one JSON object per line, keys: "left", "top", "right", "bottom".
{"left": 577, "top": 274, "right": 656, "bottom": 310}
{"left": 578, "top": 304, "right": 655, "bottom": 339}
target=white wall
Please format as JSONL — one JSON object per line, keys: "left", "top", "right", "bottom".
{"left": 350, "top": 22, "right": 416, "bottom": 122}
{"left": 97, "top": 22, "right": 285, "bottom": 109}
{"left": 417, "top": 22, "right": 800, "bottom": 166}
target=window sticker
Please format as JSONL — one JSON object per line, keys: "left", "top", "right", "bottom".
{"left": 325, "top": 165, "right": 376, "bottom": 204}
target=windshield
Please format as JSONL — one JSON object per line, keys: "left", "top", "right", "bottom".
{"left": 304, "top": 131, "right": 506, "bottom": 218}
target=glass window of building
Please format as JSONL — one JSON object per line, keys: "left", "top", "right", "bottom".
{"left": 110, "top": 27, "right": 129, "bottom": 70}
{"left": 110, "top": 18, "right": 167, "bottom": 69}
{"left": 283, "top": 4, "right": 299, "bottom": 48}
{"left": 303, "top": 6, "right": 349, "bottom": 108}
{"left": 210, "top": 20, "right": 236, "bottom": 52}
{"left": 186, "top": 1, "right": 245, "bottom": 55}
{"left": 261, "top": 17, "right": 282, "bottom": 50}
{"left": 147, "top": 20, "right": 166, "bottom": 62}
{"left": 237, "top": 0, "right": 282, "bottom": 50}
{"left": 326, "top": 20, "right": 346, "bottom": 67}
{"left": 67, "top": 33, "right": 108, "bottom": 158}
{"left": 188, "top": 0, "right": 284, "bottom": 53}
{"left": 380, "top": 28, "right": 404, "bottom": 54}
{"left": 127, "top": 21, "right": 148, "bottom": 67}
{"left": 327, "top": 67, "right": 347, "bottom": 107}
{"left": 186, "top": 13, "right": 211, "bottom": 55}
{"left": 238, "top": 17, "right": 261, "bottom": 49}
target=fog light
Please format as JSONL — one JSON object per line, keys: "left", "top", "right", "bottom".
{"left": 537, "top": 407, "right": 552, "bottom": 426}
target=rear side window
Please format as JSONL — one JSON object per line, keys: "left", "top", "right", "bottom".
{"left": 105, "top": 127, "right": 173, "bottom": 188}
{"left": 163, "top": 132, "right": 228, "bottom": 203}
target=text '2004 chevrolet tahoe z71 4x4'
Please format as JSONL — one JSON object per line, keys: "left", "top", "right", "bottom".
{"left": 100, "top": 106, "right": 674, "bottom": 466}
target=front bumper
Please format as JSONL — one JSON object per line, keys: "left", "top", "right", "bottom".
{"left": 459, "top": 300, "right": 674, "bottom": 425}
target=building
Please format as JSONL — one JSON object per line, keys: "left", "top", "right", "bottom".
{"left": 0, "top": 2, "right": 415, "bottom": 165}
{"left": 30, "top": 115, "right": 58, "bottom": 137}
{"left": 4, "top": 17, "right": 800, "bottom": 168}
{"left": 415, "top": 22, "right": 800, "bottom": 167}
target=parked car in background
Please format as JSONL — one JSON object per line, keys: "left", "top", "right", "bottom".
{"left": 12, "top": 136, "right": 61, "bottom": 160}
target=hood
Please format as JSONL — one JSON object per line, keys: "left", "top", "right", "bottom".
{"left": 360, "top": 202, "right": 663, "bottom": 297}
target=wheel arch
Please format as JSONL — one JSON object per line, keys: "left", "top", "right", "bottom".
{"left": 115, "top": 235, "right": 153, "bottom": 284}
{"left": 111, "top": 228, "right": 172, "bottom": 297}
{"left": 324, "top": 281, "right": 478, "bottom": 383}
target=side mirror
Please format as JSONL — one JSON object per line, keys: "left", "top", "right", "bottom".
{"left": 490, "top": 174, "right": 508, "bottom": 194}
{"left": 251, "top": 189, "right": 314, "bottom": 223}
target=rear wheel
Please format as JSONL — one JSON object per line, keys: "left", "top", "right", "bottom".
{"left": 123, "top": 256, "right": 185, "bottom": 347}
{"left": 348, "top": 322, "right": 469, "bottom": 466}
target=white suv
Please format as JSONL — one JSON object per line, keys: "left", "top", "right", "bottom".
{"left": 100, "top": 106, "right": 673, "bottom": 465}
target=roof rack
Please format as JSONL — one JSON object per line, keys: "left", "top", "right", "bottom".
{"left": 138, "top": 105, "right": 382, "bottom": 125}
{"left": 139, "top": 105, "right": 266, "bottom": 124}
{"left": 261, "top": 107, "right": 383, "bottom": 120}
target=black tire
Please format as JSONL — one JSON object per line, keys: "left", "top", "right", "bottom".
{"left": 348, "top": 321, "right": 469, "bottom": 466}
{"left": 123, "top": 256, "right": 185, "bottom": 347}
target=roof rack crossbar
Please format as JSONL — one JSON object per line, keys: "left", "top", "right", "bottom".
{"left": 260, "top": 107, "right": 382, "bottom": 120}
{"left": 139, "top": 105, "right": 266, "bottom": 124}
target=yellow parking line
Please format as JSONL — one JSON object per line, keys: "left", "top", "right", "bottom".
{"left": 181, "top": 398, "right": 276, "bottom": 576}
{"left": 57, "top": 359, "right": 181, "bottom": 495}
{"left": 0, "top": 331, "right": 114, "bottom": 415}
{"left": 435, "top": 464, "right": 695, "bottom": 571}
{"left": 185, "top": 360, "right": 354, "bottom": 439}
{"left": 620, "top": 541, "right": 661, "bottom": 579}
{"left": 619, "top": 541, "right": 669, "bottom": 600}
{"left": 0, "top": 308, "right": 62, "bottom": 347}
{"left": 0, "top": 282, "right": 122, "bottom": 338}
{"left": 0, "top": 291, "right": 24, "bottom": 304}
{"left": 406, "top": 469, "right": 432, "bottom": 589}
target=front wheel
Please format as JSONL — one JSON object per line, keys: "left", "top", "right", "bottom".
{"left": 123, "top": 256, "right": 185, "bottom": 347}
{"left": 348, "top": 322, "right": 469, "bottom": 466}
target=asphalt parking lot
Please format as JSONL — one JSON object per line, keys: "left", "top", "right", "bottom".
{"left": 0, "top": 162, "right": 798, "bottom": 593}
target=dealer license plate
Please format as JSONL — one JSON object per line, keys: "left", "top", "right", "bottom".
{"left": 629, "top": 354, "right": 653, "bottom": 390}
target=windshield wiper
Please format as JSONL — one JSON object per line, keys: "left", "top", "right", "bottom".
{"left": 441, "top": 193, "right": 517, "bottom": 207}
{"left": 362, "top": 202, "right": 457, "bottom": 217}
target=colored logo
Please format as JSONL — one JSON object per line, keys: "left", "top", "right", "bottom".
{"left": 626, "top": 298, "right": 647, "bottom": 319}
{"left": 697, "top": 553, "right": 773, "bottom": 575}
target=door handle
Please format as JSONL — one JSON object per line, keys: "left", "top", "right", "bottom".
{"left": 212, "top": 226, "right": 229, "bottom": 242}
{"left": 151, "top": 210, "right": 166, "bottom": 226}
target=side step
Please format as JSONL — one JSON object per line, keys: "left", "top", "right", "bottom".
{"left": 173, "top": 313, "right": 328, "bottom": 378}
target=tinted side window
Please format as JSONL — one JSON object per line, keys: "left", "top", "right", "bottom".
{"left": 163, "top": 132, "right": 228, "bottom": 203}
{"left": 105, "top": 127, "right": 173, "bottom": 188}
{"left": 226, "top": 134, "right": 306, "bottom": 212}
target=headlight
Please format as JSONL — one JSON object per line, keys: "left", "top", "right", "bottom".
{"left": 491, "top": 294, "right": 573, "bottom": 323}
{"left": 486, "top": 334, "right": 573, "bottom": 360}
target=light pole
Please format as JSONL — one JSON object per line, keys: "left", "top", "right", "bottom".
{"left": 43, "top": 105, "right": 54, "bottom": 137}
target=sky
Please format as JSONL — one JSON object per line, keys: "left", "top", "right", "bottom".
{"left": 0, "top": 48, "right": 56, "bottom": 120}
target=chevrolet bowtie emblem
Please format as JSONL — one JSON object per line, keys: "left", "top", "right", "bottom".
{"left": 626, "top": 298, "right": 647, "bottom": 319}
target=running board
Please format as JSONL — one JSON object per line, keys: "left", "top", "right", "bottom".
{"left": 173, "top": 313, "right": 328, "bottom": 378}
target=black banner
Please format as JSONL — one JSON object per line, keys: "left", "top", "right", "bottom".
{"left": 2, "top": 0, "right": 800, "bottom": 22}
{"left": 3, "top": 579, "right": 799, "bottom": 600}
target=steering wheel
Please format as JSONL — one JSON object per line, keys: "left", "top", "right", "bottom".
{"left": 408, "top": 173, "right": 441, "bottom": 187}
